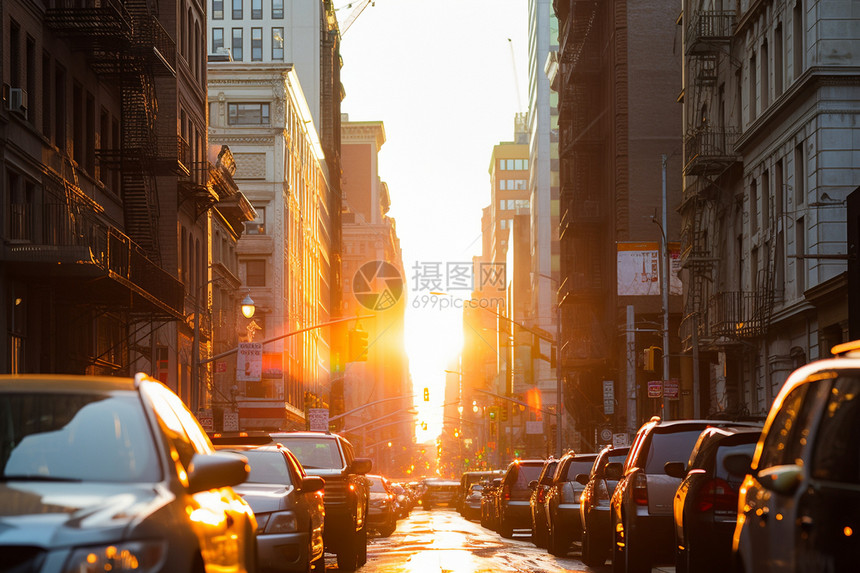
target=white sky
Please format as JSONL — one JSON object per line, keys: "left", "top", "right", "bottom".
{"left": 337, "top": 0, "right": 529, "bottom": 443}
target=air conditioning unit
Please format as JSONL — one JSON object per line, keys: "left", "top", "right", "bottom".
{"left": 2, "top": 84, "right": 28, "bottom": 118}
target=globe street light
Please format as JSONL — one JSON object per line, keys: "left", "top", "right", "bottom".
{"left": 240, "top": 293, "right": 256, "bottom": 319}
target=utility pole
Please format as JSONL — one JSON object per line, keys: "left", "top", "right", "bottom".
{"left": 661, "top": 154, "right": 671, "bottom": 421}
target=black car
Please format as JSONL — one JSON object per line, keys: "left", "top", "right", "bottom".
{"left": 0, "top": 374, "right": 256, "bottom": 573}
{"left": 578, "top": 445, "right": 630, "bottom": 567}
{"left": 271, "top": 431, "right": 372, "bottom": 571}
{"left": 734, "top": 340, "right": 860, "bottom": 572}
{"left": 528, "top": 458, "right": 559, "bottom": 548}
{"left": 666, "top": 426, "right": 761, "bottom": 573}
{"left": 497, "top": 459, "right": 545, "bottom": 538}
{"left": 545, "top": 452, "right": 597, "bottom": 556}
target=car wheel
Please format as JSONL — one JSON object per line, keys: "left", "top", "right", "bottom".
{"left": 358, "top": 522, "right": 368, "bottom": 566}
{"left": 244, "top": 521, "right": 257, "bottom": 573}
{"left": 379, "top": 516, "right": 396, "bottom": 538}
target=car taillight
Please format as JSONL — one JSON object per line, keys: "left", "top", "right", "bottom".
{"left": 503, "top": 484, "right": 511, "bottom": 500}
{"left": 537, "top": 488, "right": 546, "bottom": 503}
{"left": 633, "top": 473, "right": 648, "bottom": 506}
{"left": 697, "top": 478, "right": 736, "bottom": 514}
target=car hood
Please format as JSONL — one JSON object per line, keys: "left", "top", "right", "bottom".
{"left": 0, "top": 481, "right": 172, "bottom": 548}
{"left": 232, "top": 483, "right": 292, "bottom": 514}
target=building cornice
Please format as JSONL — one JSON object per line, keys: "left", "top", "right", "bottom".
{"left": 342, "top": 122, "right": 386, "bottom": 150}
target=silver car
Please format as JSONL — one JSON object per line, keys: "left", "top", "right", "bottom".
{"left": 223, "top": 445, "right": 326, "bottom": 572}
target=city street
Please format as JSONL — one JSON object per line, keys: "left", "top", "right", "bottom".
{"left": 321, "top": 509, "right": 675, "bottom": 573}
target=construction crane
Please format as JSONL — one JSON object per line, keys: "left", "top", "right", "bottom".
{"left": 340, "top": 0, "right": 374, "bottom": 37}
{"left": 508, "top": 38, "right": 524, "bottom": 113}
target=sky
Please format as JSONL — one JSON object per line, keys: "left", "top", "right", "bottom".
{"left": 337, "top": 0, "right": 529, "bottom": 443}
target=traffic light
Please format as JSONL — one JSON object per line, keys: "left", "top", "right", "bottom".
{"left": 423, "top": 387, "right": 430, "bottom": 401}
{"left": 643, "top": 346, "right": 659, "bottom": 372}
{"left": 500, "top": 406, "right": 508, "bottom": 422}
{"left": 489, "top": 407, "right": 497, "bottom": 421}
{"left": 348, "top": 328, "right": 368, "bottom": 362}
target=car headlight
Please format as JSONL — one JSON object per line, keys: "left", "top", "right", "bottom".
{"left": 64, "top": 540, "right": 167, "bottom": 573}
{"left": 265, "top": 511, "right": 298, "bottom": 534}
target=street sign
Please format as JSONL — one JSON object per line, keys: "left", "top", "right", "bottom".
{"left": 526, "top": 420, "right": 543, "bottom": 434}
{"left": 603, "top": 380, "right": 615, "bottom": 415}
{"left": 197, "top": 408, "right": 213, "bottom": 432}
{"left": 600, "top": 427, "right": 612, "bottom": 442}
{"left": 664, "top": 378, "right": 680, "bottom": 399}
{"left": 215, "top": 361, "right": 227, "bottom": 373}
{"left": 308, "top": 408, "right": 329, "bottom": 432}
{"left": 222, "top": 410, "right": 239, "bottom": 432}
{"left": 648, "top": 380, "right": 663, "bottom": 398}
{"left": 612, "top": 433, "right": 629, "bottom": 447}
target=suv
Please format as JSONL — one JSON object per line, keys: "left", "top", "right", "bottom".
{"left": 609, "top": 417, "right": 759, "bottom": 573}
{"left": 497, "top": 459, "right": 545, "bottom": 538}
{"left": 733, "top": 340, "right": 860, "bottom": 572}
{"left": 271, "top": 431, "right": 372, "bottom": 571}
{"left": 578, "top": 445, "right": 629, "bottom": 567}
{"left": 528, "top": 458, "right": 559, "bottom": 548}
{"left": 545, "top": 452, "right": 598, "bottom": 556}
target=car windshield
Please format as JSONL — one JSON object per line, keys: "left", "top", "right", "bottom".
{"left": 645, "top": 429, "right": 709, "bottom": 473}
{"left": 511, "top": 463, "right": 543, "bottom": 490}
{"left": 275, "top": 438, "right": 342, "bottom": 469}
{"left": 0, "top": 391, "right": 160, "bottom": 483}
{"left": 233, "top": 449, "right": 293, "bottom": 485}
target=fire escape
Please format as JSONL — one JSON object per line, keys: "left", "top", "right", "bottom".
{"left": 556, "top": 0, "right": 608, "bottom": 437}
{"left": 680, "top": 7, "right": 774, "bottom": 351}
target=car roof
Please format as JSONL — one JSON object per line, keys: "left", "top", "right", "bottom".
{"left": 0, "top": 374, "right": 138, "bottom": 392}
{"left": 270, "top": 431, "right": 342, "bottom": 440}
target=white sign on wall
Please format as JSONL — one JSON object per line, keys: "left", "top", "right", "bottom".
{"left": 237, "top": 342, "right": 262, "bottom": 382}
{"left": 308, "top": 408, "right": 329, "bottom": 432}
{"left": 616, "top": 242, "right": 682, "bottom": 296}
{"left": 603, "top": 380, "right": 615, "bottom": 415}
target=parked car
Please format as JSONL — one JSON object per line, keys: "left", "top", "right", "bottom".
{"left": 545, "top": 452, "right": 598, "bottom": 556}
{"left": 734, "top": 340, "right": 860, "bottom": 573}
{"left": 463, "top": 482, "right": 485, "bottom": 520}
{"left": 366, "top": 474, "right": 397, "bottom": 537}
{"left": 610, "top": 417, "right": 760, "bottom": 573}
{"left": 271, "top": 431, "right": 372, "bottom": 571}
{"left": 481, "top": 477, "right": 503, "bottom": 529}
{"left": 0, "top": 373, "right": 256, "bottom": 572}
{"left": 390, "top": 481, "right": 413, "bottom": 518}
{"left": 497, "top": 459, "right": 545, "bottom": 538}
{"left": 457, "top": 470, "right": 499, "bottom": 514}
{"left": 221, "top": 444, "right": 326, "bottom": 572}
{"left": 420, "top": 478, "right": 460, "bottom": 509}
{"left": 578, "top": 445, "right": 630, "bottom": 566}
{"left": 528, "top": 458, "right": 559, "bottom": 548}
{"left": 666, "top": 425, "right": 761, "bottom": 573}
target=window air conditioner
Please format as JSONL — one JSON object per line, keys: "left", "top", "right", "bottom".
{"left": 2, "top": 84, "right": 28, "bottom": 118}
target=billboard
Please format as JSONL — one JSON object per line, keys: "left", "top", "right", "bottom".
{"left": 237, "top": 342, "right": 263, "bottom": 382}
{"left": 617, "top": 242, "right": 682, "bottom": 296}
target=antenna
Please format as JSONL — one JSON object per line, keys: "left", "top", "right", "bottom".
{"left": 508, "top": 38, "right": 523, "bottom": 113}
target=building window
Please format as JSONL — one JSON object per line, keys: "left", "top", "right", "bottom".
{"left": 507, "top": 199, "right": 515, "bottom": 210}
{"left": 232, "top": 0, "right": 242, "bottom": 19}
{"left": 272, "top": 27, "right": 284, "bottom": 60}
{"left": 793, "top": 0, "right": 803, "bottom": 82}
{"left": 794, "top": 142, "right": 805, "bottom": 206}
{"left": 272, "top": 0, "right": 283, "bottom": 19}
{"left": 795, "top": 216, "right": 805, "bottom": 294}
{"left": 750, "top": 178, "right": 758, "bottom": 234}
{"left": 499, "top": 200, "right": 505, "bottom": 210}
{"left": 251, "top": 28, "right": 262, "bottom": 61}
{"left": 232, "top": 28, "right": 243, "bottom": 61}
{"left": 212, "top": 28, "right": 224, "bottom": 52}
{"left": 251, "top": 0, "right": 262, "bottom": 18}
{"left": 246, "top": 261, "right": 266, "bottom": 287}
{"left": 749, "top": 52, "right": 757, "bottom": 122}
{"left": 213, "top": 0, "right": 223, "bottom": 18}
{"left": 228, "top": 103, "right": 269, "bottom": 125}
{"left": 244, "top": 206, "right": 266, "bottom": 234}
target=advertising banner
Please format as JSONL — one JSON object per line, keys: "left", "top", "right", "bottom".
{"left": 237, "top": 342, "right": 263, "bottom": 382}
{"left": 308, "top": 408, "right": 329, "bottom": 431}
{"left": 617, "top": 242, "right": 682, "bottom": 296}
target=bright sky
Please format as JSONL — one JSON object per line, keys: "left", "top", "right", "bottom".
{"left": 338, "top": 0, "right": 529, "bottom": 443}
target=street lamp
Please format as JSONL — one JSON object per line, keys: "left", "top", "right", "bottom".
{"left": 240, "top": 293, "right": 256, "bottom": 318}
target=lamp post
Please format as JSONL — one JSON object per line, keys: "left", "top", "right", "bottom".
{"left": 652, "top": 154, "right": 671, "bottom": 421}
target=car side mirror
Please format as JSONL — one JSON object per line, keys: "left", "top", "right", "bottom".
{"left": 575, "top": 473, "right": 590, "bottom": 486}
{"left": 758, "top": 464, "right": 802, "bottom": 496}
{"left": 528, "top": 480, "right": 538, "bottom": 490}
{"left": 187, "top": 452, "right": 249, "bottom": 494}
{"left": 604, "top": 462, "right": 623, "bottom": 481}
{"left": 723, "top": 453, "right": 753, "bottom": 477}
{"left": 664, "top": 461, "right": 686, "bottom": 479}
{"left": 350, "top": 458, "right": 373, "bottom": 475}
{"left": 300, "top": 476, "right": 325, "bottom": 493}
{"left": 539, "top": 475, "right": 555, "bottom": 486}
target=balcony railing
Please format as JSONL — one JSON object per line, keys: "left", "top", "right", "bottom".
{"left": 708, "top": 291, "right": 770, "bottom": 338}
{"left": 687, "top": 10, "right": 736, "bottom": 54}
{"left": 44, "top": 0, "right": 133, "bottom": 39}
{"left": 684, "top": 126, "right": 741, "bottom": 175}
